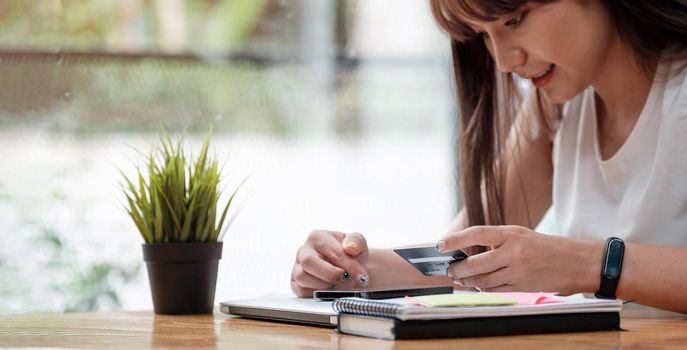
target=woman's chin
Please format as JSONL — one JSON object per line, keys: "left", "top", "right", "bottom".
{"left": 539, "top": 87, "right": 581, "bottom": 105}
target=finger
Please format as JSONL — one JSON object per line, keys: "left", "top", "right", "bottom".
{"left": 447, "top": 249, "right": 508, "bottom": 279}
{"left": 292, "top": 264, "right": 335, "bottom": 290}
{"left": 342, "top": 232, "right": 368, "bottom": 257}
{"left": 447, "top": 276, "right": 474, "bottom": 290}
{"left": 462, "top": 245, "right": 489, "bottom": 255}
{"left": 297, "top": 247, "right": 346, "bottom": 284}
{"left": 316, "top": 235, "right": 369, "bottom": 287}
{"left": 460, "top": 267, "right": 513, "bottom": 289}
{"left": 291, "top": 279, "right": 314, "bottom": 298}
{"left": 452, "top": 284, "right": 479, "bottom": 292}
{"left": 451, "top": 278, "right": 464, "bottom": 286}
{"left": 480, "top": 284, "right": 517, "bottom": 293}
{"left": 437, "top": 226, "right": 508, "bottom": 252}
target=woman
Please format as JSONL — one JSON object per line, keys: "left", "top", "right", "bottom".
{"left": 291, "top": 0, "right": 687, "bottom": 312}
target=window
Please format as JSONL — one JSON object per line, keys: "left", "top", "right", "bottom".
{"left": 0, "top": 0, "right": 457, "bottom": 313}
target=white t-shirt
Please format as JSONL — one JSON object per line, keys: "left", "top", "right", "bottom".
{"left": 553, "top": 60, "right": 687, "bottom": 245}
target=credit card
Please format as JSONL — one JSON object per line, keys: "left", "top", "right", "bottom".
{"left": 394, "top": 246, "right": 468, "bottom": 276}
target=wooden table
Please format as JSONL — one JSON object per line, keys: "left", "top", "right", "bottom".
{"left": 2, "top": 304, "right": 686, "bottom": 349}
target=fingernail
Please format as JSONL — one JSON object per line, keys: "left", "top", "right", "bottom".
{"left": 358, "top": 274, "right": 369, "bottom": 287}
{"left": 341, "top": 271, "right": 350, "bottom": 281}
{"left": 344, "top": 241, "right": 359, "bottom": 253}
{"left": 435, "top": 240, "right": 446, "bottom": 252}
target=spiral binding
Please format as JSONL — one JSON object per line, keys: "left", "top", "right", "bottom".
{"left": 332, "top": 298, "right": 402, "bottom": 318}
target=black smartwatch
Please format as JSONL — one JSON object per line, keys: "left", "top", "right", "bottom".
{"left": 595, "top": 237, "right": 625, "bottom": 299}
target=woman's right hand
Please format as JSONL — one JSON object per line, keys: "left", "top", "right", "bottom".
{"left": 291, "top": 230, "right": 370, "bottom": 297}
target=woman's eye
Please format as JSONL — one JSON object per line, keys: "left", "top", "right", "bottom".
{"left": 505, "top": 10, "right": 528, "bottom": 28}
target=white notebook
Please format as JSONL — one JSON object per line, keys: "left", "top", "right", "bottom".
{"left": 332, "top": 293, "right": 622, "bottom": 321}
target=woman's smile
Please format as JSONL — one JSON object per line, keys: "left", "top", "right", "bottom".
{"left": 531, "top": 64, "right": 555, "bottom": 88}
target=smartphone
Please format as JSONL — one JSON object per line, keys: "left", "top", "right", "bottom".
{"left": 313, "top": 285, "right": 453, "bottom": 301}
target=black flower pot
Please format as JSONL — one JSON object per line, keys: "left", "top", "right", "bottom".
{"left": 142, "top": 242, "right": 222, "bottom": 315}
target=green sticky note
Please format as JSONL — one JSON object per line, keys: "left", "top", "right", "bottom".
{"left": 414, "top": 293, "right": 517, "bottom": 307}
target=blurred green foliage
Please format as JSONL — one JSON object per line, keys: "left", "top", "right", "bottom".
{"left": 0, "top": 57, "right": 314, "bottom": 134}
{"left": 36, "top": 226, "right": 141, "bottom": 312}
{"left": 190, "top": 0, "right": 268, "bottom": 52}
{"left": 0, "top": 199, "right": 141, "bottom": 313}
{"left": 0, "top": 183, "right": 10, "bottom": 202}
{"left": 0, "top": 0, "right": 362, "bottom": 136}
{"left": 0, "top": 0, "right": 267, "bottom": 54}
{"left": 0, "top": 174, "right": 142, "bottom": 314}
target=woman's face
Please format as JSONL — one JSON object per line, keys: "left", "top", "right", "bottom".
{"left": 464, "top": 0, "right": 616, "bottom": 103}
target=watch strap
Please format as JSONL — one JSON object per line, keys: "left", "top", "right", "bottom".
{"left": 595, "top": 237, "right": 625, "bottom": 299}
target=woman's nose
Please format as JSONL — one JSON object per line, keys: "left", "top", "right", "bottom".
{"left": 492, "top": 40, "right": 526, "bottom": 74}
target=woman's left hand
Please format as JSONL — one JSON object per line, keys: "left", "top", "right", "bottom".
{"left": 437, "top": 225, "right": 602, "bottom": 295}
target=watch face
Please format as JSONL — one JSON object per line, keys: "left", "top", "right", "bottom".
{"left": 604, "top": 239, "right": 624, "bottom": 279}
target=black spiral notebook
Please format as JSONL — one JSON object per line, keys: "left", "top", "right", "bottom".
{"left": 333, "top": 294, "right": 622, "bottom": 340}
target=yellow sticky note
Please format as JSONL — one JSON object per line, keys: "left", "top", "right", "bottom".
{"left": 414, "top": 293, "right": 517, "bottom": 307}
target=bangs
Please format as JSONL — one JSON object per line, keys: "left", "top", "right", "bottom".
{"left": 430, "top": 0, "right": 532, "bottom": 42}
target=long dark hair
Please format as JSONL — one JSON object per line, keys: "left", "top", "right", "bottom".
{"left": 430, "top": 0, "right": 687, "bottom": 227}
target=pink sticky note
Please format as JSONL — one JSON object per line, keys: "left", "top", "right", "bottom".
{"left": 404, "top": 296, "right": 425, "bottom": 306}
{"left": 492, "top": 292, "right": 563, "bottom": 305}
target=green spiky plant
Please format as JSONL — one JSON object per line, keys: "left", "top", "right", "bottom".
{"left": 121, "top": 129, "right": 242, "bottom": 243}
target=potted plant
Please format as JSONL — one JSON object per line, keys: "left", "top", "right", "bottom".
{"left": 120, "top": 129, "right": 242, "bottom": 314}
